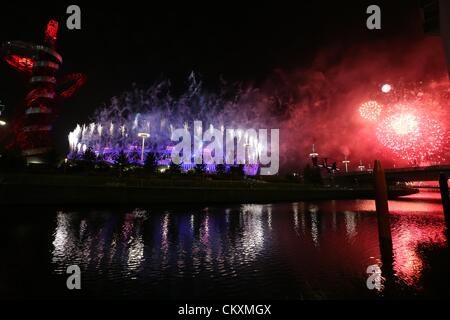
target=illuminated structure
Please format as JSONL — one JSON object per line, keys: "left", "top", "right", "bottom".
{"left": 358, "top": 160, "right": 366, "bottom": 172}
{"left": 309, "top": 144, "right": 319, "bottom": 167}
{"left": 0, "top": 100, "right": 6, "bottom": 126}
{"left": 342, "top": 156, "right": 350, "bottom": 173}
{"left": 420, "top": 0, "right": 450, "bottom": 76}
{"left": 67, "top": 74, "right": 265, "bottom": 175}
{"left": 137, "top": 132, "right": 150, "bottom": 163}
{"left": 2, "top": 20, "right": 85, "bottom": 163}
{"left": 69, "top": 121, "right": 260, "bottom": 175}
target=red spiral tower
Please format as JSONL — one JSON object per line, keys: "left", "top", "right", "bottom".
{"left": 2, "top": 20, "right": 85, "bottom": 164}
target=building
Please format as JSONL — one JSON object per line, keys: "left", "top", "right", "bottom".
{"left": 420, "top": 0, "right": 450, "bottom": 76}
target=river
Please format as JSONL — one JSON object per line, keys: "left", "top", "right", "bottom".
{"left": 1, "top": 190, "right": 448, "bottom": 299}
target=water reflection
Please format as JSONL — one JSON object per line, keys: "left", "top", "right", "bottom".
{"left": 344, "top": 211, "right": 357, "bottom": 240}
{"left": 292, "top": 203, "right": 299, "bottom": 234}
{"left": 391, "top": 216, "right": 446, "bottom": 286}
{"left": 48, "top": 191, "right": 448, "bottom": 298}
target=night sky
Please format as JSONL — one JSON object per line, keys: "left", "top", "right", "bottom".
{"left": 0, "top": 1, "right": 426, "bottom": 154}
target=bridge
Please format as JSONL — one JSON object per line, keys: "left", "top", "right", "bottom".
{"left": 334, "top": 165, "right": 450, "bottom": 184}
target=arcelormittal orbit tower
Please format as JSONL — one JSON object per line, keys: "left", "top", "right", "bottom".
{"left": 1, "top": 20, "right": 85, "bottom": 164}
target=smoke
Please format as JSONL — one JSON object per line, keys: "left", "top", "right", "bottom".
{"left": 271, "top": 36, "right": 450, "bottom": 171}
{"left": 71, "top": 37, "right": 449, "bottom": 173}
{"left": 68, "top": 72, "right": 281, "bottom": 162}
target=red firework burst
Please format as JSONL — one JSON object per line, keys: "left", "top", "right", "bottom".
{"left": 376, "top": 111, "right": 445, "bottom": 164}
{"left": 359, "top": 101, "right": 382, "bottom": 121}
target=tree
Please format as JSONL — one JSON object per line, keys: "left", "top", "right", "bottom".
{"left": 144, "top": 152, "right": 158, "bottom": 174}
{"left": 78, "top": 147, "right": 96, "bottom": 171}
{"left": 230, "top": 164, "right": 245, "bottom": 177}
{"left": 303, "top": 164, "right": 311, "bottom": 182}
{"left": 113, "top": 150, "right": 129, "bottom": 176}
{"left": 96, "top": 153, "right": 105, "bottom": 162}
{"left": 0, "top": 145, "right": 26, "bottom": 171}
{"left": 169, "top": 161, "right": 182, "bottom": 174}
{"left": 82, "top": 147, "right": 96, "bottom": 163}
{"left": 40, "top": 148, "right": 61, "bottom": 169}
{"left": 216, "top": 164, "right": 226, "bottom": 175}
{"left": 128, "top": 151, "right": 140, "bottom": 164}
{"left": 114, "top": 150, "right": 129, "bottom": 167}
{"left": 194, "top": 163, "right": 206, "bottom": 175}
{"left": 303, "top": 164, "right": 322, "bottom": 185}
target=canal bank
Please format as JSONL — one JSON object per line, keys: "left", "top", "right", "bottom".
{"left": 0, "top": 173, "right": 419, "bottom": 205}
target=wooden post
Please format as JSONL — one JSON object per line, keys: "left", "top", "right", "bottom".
{"left": 439, "top": 173, "right": 450, "bottom": 231}
{"left": 373, "top": 160, "right": 394, "bottom": 271}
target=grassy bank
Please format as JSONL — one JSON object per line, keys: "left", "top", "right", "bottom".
{"left": 0, "top": 172, "right": 419, "bottom": 205}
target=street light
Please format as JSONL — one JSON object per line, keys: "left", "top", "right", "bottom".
{"left": 358, "top": 160, "right": 366, "bottom": 172}
{"left": 0, "top": 100, "right": 6, "bottom": 126}
{"left": 342, "top": 156, "right": 350, "bottom": 173}
{"left": 137, "top": 132, "right": 150, "bottom": 163}
{"left": 309, "top": 144, "right": 319, "bottom": 167}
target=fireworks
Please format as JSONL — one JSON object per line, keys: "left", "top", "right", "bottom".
{"left": 357, "top": 79, "right": 449, "bottom": 165}
{"left": 381, "top": 83, "right": 392, "bottom": 93}
{"left": 66, "top": 74, "right": 275, "bottom": 175}
{"left": 359, "top": 101, "right": 382, "bottom": 121}
{"left": 389, "top": 113, "right": 418, "bottom": 136}
{"left": 376, "top": 112, "right": 444, "bottom": 163}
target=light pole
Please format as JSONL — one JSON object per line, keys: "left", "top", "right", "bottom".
{"left": 0, "top": 100, "right": 6, "bottom": 126}
{"left": 137, "top": 132, "right": 150, "bottom": 163}
{"left": 358, "top": 160, "right": 366, "bottom": 172}
{"left": 309, "top": 144, "right": 319, "bottom": 167}
{"left": 342, "top": 156, "right": 350, "bottom": 173}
